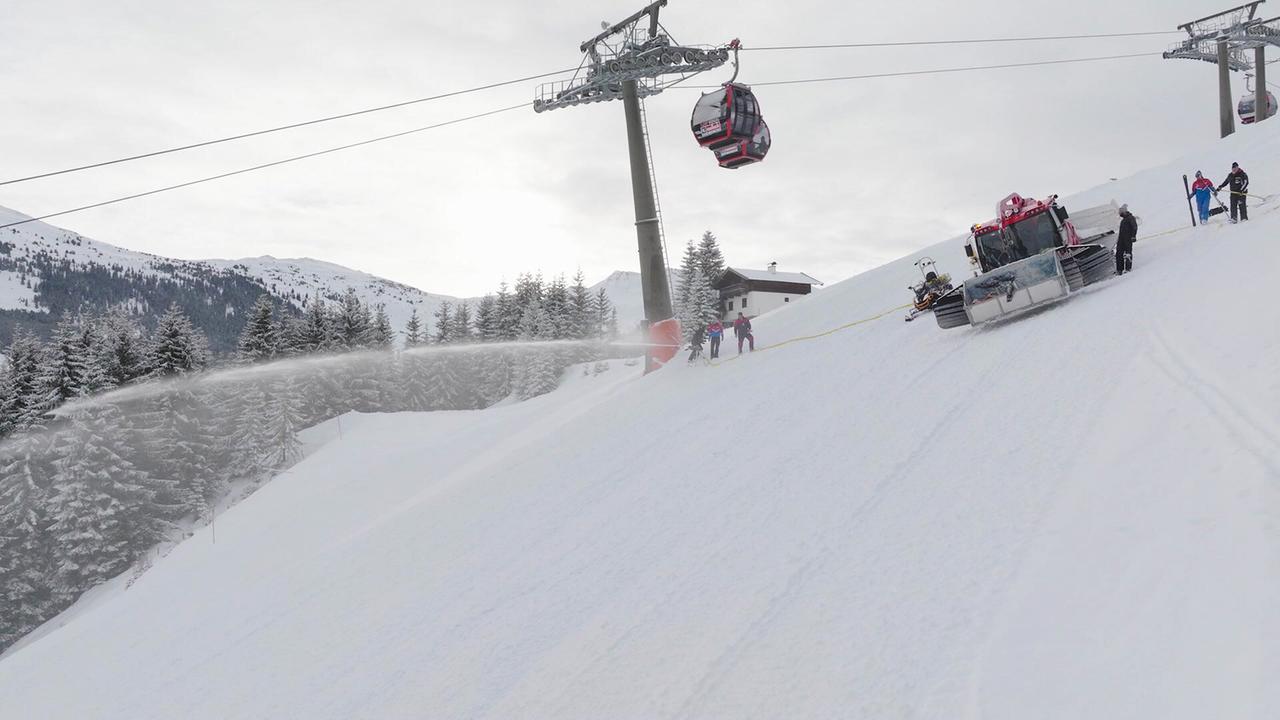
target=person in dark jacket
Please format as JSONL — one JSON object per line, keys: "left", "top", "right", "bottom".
{"left": 687, "top": 323, "right": 706, "bottom": 363}
{"left": 1216, "top": 162, "right": 1250, "bottom": 222}
{"left": 1116, "top": 204, "right": 1137, "bottom": 275}
{"left": 733, "top": 313, "right": 754, "bottom": 354}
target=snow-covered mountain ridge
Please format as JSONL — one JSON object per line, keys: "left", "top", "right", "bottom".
{"left": 0, "top": 207, "right": 649, "bottom": 350}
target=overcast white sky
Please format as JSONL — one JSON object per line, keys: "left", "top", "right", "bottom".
{"left": 0, "top": 0, "right": 1248, "bottom": 296}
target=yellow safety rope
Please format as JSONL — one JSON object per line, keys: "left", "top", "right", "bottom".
{"left": 707, "top": 303, "right": 913, "bottom": 366}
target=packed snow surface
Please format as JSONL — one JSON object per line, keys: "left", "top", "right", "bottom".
{"left": 2, "top": 126, "right": 1279, "bottom": 719}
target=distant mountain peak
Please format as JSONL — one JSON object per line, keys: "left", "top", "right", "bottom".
{"left": 0, "top": 205, "right": 652, "bottom": 350}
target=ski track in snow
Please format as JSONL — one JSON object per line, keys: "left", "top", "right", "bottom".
{"left": 1146, "top": 328, "right": 1280, "bottom": 477}
{"left": 3, "top": 123, "right": 1280, "bottom": 719}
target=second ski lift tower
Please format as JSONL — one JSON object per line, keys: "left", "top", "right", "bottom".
{"left": 1164, "top": 1, "right": 1280, "bottom": 137}
{"left": 534, "top": 0, "right": 731, "bottom": 368}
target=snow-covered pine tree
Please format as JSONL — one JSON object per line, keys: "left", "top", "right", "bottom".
{"left": 4, "top": 331, "right": 45, "bottom": 421}
{"left": 452, "top": 303, "right": 473, "bottom": 343}
{"left": 141, "top": 388, "right": 221, "bottom": 521}
{"left": 369, "top": 310, "right": 400, "bottom": 412}
{"left": 147, "top": 304, "right": 209, "bottom": 378}
{"left": 264, "top": 376, "right": 303, "bottom": 469}
{"left": 346, "top": 353, "right": 387, "bottom": 413}
{"left": 474, "top": 295, "right": 497, "bottom": 342}
{"left": 404, "top": 308, "right": 426, "bottom": 347}
{"left": 673, "top": 239, "right": 721, "bottom": 347}
{"left": 690, "top": 268, "right": 718, "bottom": 341}
{"left": 421, "top": 352, "right": 463, "bottom": 411}
{"left": 237, "top": 295, "right": 278, "bottom": 363}
{"left": 104, "top": 396, "right": 185, "bottom": 533}
{"left": 0, "top": 428, "right": 55, "bottom": 647}
{"left": 474, "top": 348, "right": 511, "bottom": 408}
{"left": 433, "top": 301, "right": 455, "bottom": 344}
{"left": 358, "top": 301, "right": 375, "bottom": 348}
{"left": 296, "top": 364, "right": 343, "bottom": 428}
{"left": 274, "top": 315, "right": 303, "bottom": 357}
{"left": 398, "top": 309, "right": 431, "bottom": 411}
{"left": 696, "top": 230, "right": 726, "bottom": 285}
{"left": 74, "top": 314, "right": 111, "bottom": 397}
{"left": 452, "top": 348, "right": 483, "bottom": 409}
{"left": 494, "top": 282, "right": 520, "bottom": 341}
{"left": 674, "top": 241, "right": 702, "bottom": 345}
{"left": 197, "top": 384, "right": 238, "bottom": 497}
{"left": 97, "top": 309, "right": 147, "bottom": 387}
{"left": 543, "top": 275, "right": 573, "bottom": 340}
{"left": 570, "top": 270, "right": 592, "bottom": 339}
{"left": 224, "top": 381, "right": 271, "bottom": 482}
{"left": 293, "top": 293, "right": 332, "bottom": 354}
{"left": 473, "top": 294, "right": 511, "bottom": 405}
{"left": 397, "top": 349, "right": 432, "bottom": 412}
{"left": 41, "top": 313, "right": 93, "bottom": 406}
{"left": 514, "top": 302, "right": 562, "bottom": 400}
{"left": 371, "top": 304, "right": 394, "bottom": 350}
{"left": 334, "top": 288, "right": 371, "bottom": 351}
{"left": 0, "top": 367, "right": 18, "bottom": 438}
{"left": 513, "top": 273, "right": 544, "bottom": 309}
{"left": 594, "top": 288, "right": 615, "bottom": 339}
{"left": 47, "top": 404, "right": 157, "bottom": 599}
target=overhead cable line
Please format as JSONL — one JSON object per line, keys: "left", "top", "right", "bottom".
{"left": 1, "top": 30, "right": 1179, "bottom": 188}
{"left": 0, "top": 51, "right": 1166, "bottom": 231}
{"left": 686, "top": 52, "right": 1159, "bottom": 89}
{"left": 742, "top": 30, "right": 1183, "bottom": 52}
{"left": 0, "top": 103, "right": 528, "bottom": 231}
{"left": 0, "top": 69, "right": 574, "bottom": 188}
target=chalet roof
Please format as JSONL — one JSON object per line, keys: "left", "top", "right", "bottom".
{"left": 718, "top": 267, "right": 822, "bottom": 287}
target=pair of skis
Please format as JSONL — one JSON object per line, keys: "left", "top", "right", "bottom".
{"left": 1182, "top": 174, "right": 1234, "bottom": 225}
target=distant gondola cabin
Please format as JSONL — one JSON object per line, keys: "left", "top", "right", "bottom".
{"left": 715, "top": 264, "right": 822, "bottom": 321}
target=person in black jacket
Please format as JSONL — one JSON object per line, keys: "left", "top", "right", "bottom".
{"left": 1216, "top": 162, "right": 1250, "bottom": 223}
{"left": 732, "top": 313, "right": 754, "bottom": 354}
{"left": 687, "top": 323, "right": 706, "bottom": 363}
{"left": 1116, "top": 204, "right": 1137, "bottom": 275}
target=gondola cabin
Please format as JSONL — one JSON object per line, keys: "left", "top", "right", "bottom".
{"left": 691, "top": 83, "right": 770, "bottom": 168}
{"left": 1238, "top": 91, "right": 1277, "bottom": 124}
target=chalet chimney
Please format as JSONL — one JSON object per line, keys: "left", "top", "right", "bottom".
{"left": 768, "top": 262, "right": 777, "bottom": 273}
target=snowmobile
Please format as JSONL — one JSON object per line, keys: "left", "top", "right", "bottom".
{"left": 903, "top": 257, "right": 953, "bottom": 322}
{"left": 932, "top": 193, "right": 1117, "bottom": 329}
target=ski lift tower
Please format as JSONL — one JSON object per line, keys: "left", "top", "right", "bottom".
{"left": 534, "top": 1, "right": 730, "bottom": 368}
{"left": 1164, "top": 1, "right": 1280, "bottom": 137}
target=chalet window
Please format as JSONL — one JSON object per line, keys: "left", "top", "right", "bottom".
{"left": 727, "top": 300, "right": 734, "bottom": 310}
{"left": 784, "top": 297, "right": 790, "bottom": 302}
{"left": 742, "top": 296, "right": 748, "bottom": 308}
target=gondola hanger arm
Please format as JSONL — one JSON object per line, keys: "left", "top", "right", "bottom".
{"left": 727, "top": 38, "right": 742, "bottom": 84}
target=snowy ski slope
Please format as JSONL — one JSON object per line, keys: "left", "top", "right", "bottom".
{"left": 1, "top": 126, "right": 1278, "bottom": 718}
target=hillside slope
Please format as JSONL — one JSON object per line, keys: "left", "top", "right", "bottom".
{"left": 0, "top": 208, "right": 651, "bottom": 349}
{"left": 1, "top": 125, "right": 1277, "bottom": 718}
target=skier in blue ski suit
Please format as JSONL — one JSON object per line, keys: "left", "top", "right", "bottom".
{"left": 1190, "top": 171, "right": 1215, "bottom": 223}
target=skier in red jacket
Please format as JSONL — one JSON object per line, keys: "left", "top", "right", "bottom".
{"left": 706, "top": 320, "right": 724, "bottom": 359}
{"left": 1189, "top": 171, "right": 1215, "bottom": 224}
